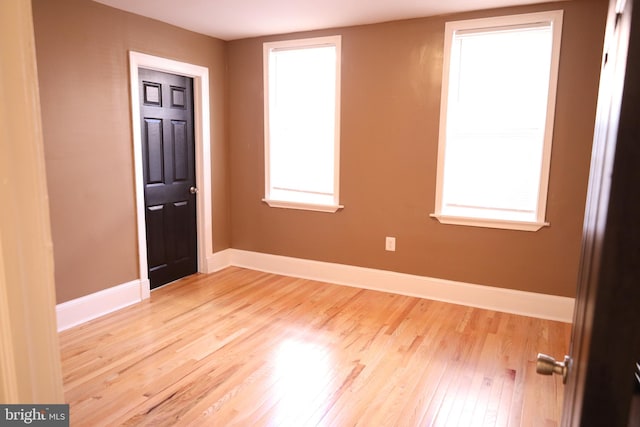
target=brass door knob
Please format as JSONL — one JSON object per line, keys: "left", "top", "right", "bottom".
{"left": 536, "top": 353, "right": 571, "bottom": 384}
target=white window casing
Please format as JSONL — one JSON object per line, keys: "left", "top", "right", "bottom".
{"left": 263, "top": 36, "right": 343, "bottom": 213}
{"left": 432, "top": 11, "right": 564, "bottom": 231}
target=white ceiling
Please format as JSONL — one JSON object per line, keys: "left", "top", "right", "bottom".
{"left": 93, "top": 0, "right": 546, "bottom": 41}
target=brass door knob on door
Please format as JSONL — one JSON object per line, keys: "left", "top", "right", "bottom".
{"left": 190, "top": 186, "right": 198, "bottom": 194}
{"left": 536, "top": 353, "right": 571, "bottom": 384}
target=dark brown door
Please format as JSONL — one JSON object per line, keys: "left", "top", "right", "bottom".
{"left": 139, "top": 68, "right": 197, "bottom": 290}
{"left": 561, "top": 0, "right": 640, "bottom": 425}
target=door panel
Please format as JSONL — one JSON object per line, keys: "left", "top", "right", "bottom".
{"left": 146, "top": 205, "right": 167, "bottom": 271}
{"left": 172, "top": 120, "right": 189, "bottom": 181}
{"left": 139, "top": 68, "right": 197, "bottom": 289}
{"left": 561, "top": 0, "right": 640, "bottom": 425}
{"left": 173, "top": 201, "right": 191, "bottom": 261}
{"left": 144, "top": 118, "right": 164, "bottom": 184}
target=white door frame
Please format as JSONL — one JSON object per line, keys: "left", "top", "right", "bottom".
{"left": 129, "top": 51, "right": 212, "bottom": 299}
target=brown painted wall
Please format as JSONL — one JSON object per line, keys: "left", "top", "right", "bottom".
{"left": 228, "top": 0, "right": 607, "bottom": 298}
{"left": 32, "top": 0, "right": 229, "bottom": 303}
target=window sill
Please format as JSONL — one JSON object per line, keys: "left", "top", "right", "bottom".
{"left": 263, "top": 199, "right": 344, "bottom": 213}
{"left": 429, "top": 213, "right": 549, "bottom": 232}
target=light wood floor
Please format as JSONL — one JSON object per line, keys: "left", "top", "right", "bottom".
{"left": 60, "top": 267, "right": 571, "bottom": 426}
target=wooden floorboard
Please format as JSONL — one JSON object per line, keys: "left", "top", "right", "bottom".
{"left": 59, "top": 267, "right": 570, "bottom": 426}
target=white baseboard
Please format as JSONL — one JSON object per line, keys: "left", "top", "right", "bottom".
{"left": 140, "top": 278, "right": 151, "bottom": 300}
{"left": 57, "top": 250, "right": 232, "bottom": 331}
{"left": 228, "top": 249, "right": 575, "bottom": 323}
{"left": 57, "top": 249, "right": 575, "bottom": 331}
{"left": 56, "top": 279, "right": 142, "bottom": 332}
{"left": 207, "top": 249, "right": 233, "bottom": 273}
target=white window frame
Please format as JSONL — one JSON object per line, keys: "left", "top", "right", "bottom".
{"left": 262, "top": 36, "right": 343, "bottom": 213}
{"left": 431, "top": 11, "right": 564, "bottom": 231}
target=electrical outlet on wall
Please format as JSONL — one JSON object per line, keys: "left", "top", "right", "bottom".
{"left": 385, "top": 237, "right": 396, "bottom": 252}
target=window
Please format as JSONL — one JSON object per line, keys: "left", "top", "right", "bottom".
{"left": 432, "top": 11, "right": 563, "bottom": 231}
{"left": 263, "top": 36, "right": 342, "bottom": 212}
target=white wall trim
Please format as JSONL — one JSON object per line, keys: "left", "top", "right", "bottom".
{"left": 56, "top": 280, "right": 142, "bottom": 332}
{"left": 433, "top": 11, "right": 564, "bottom": 231}
{"left": 58, "top": 249, "right": 574, "bottom": 330}
{"left": 228, "top": 249, "right": 575, "bottom": 323}
{"left": 207, "top": 249, "right": 233, "bottom": 273}
{"left": 128, "top": 52, "right": 214, "bottom": 301}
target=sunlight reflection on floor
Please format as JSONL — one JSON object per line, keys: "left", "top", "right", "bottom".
{"left": 271, "top": 338, "right": 334, "bottom": 425}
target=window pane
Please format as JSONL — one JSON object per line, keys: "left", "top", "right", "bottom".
{"left": 268, "top": 45, "right": 337, "bottom": 199}
{"left": 453, "top": 28, "right": 552, "bottom": 131}
{"left": 442, "top": 131, "right": 543, "bottom": 215}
